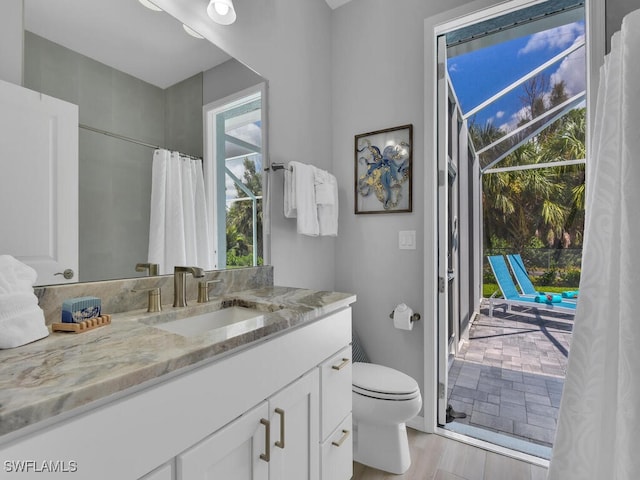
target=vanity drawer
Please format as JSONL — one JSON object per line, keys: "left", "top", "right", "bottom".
{"left": 320, "top": 414, "right": 352, "bottom": 480}
{"left": 319, "top": 345, "right": 352, "bottom": 440}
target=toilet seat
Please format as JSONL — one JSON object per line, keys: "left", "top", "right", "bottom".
{"left": 352, "top": 362, "right": 420, "bottom": 401}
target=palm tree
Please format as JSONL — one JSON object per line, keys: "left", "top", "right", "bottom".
{"left": 226, "top": 158, "right": 263, "bottom": 265}
{"left": 475, "top": 78, "right": 586, "bottom": 254}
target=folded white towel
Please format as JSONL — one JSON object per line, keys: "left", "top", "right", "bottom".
{"left": 0, "top": 255, "right": 49, "bottom": 349}
{"left": 284, "top": 166, "right": 297, "bottom": 218}
{"left": 317, "top": 172, "right": 339, "bottom": 236}
{"left": 291, "top": 161, "right": 319, "bottom": 236}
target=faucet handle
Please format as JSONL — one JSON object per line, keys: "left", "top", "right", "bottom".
{"left": 135, "top": 263, "right": 159, "bottom": 276}
{"left": 132, "top": 287, "right": 162, "bottom": 312}
{"left": 198, "top": 280, "right": 222, "bottom": 303}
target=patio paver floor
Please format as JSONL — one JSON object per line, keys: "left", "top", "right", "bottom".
{"left": 446, "top": 304, "right": 574, "bottom": 447}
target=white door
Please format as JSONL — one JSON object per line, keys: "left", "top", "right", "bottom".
{"left": 177, "top": 401, "right": 270, "bottom": 480}
{"left": 436, "top": 34, "right": 452, "bottom": 427}
{"left": 0, "top": 79, "right": 78, "bottom": 285}
{"left": 269, "top": 370, "right": 320, "bottom": 480}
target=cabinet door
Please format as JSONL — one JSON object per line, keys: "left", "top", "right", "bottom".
{"left": 269, "top": 370, "right": 320, "bottom": 480}
{"left": 319, "top": 346, "right": 352, "bottom": 440}
{"left": 177, "top": 401, "right": 270, "bottom": 480}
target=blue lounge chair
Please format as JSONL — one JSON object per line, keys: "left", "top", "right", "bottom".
{"left": 506, "top": 253, "right": 579, "bottom": 300}
{"left": 487, "top": 255, "right": 576, "bottom": 317}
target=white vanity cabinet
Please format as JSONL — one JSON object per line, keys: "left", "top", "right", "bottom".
{"left": 177, "top": 401, "right": 270, "bottom": 480}
{"left": 178, "top": 370, "right": 319, "bottom": 480}
{"left": 0, "top": 307, "right": 352, "bottom": 480}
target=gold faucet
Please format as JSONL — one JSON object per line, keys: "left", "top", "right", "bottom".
{"left": 132, "top": 287, "right": 162, "bottom": 313}
{"left": 173, "top": 266, "right": 205, "bottom": 307}
{"left": 198, "top": 279, "right": 222, "bottom": 303}
{"left": 135, "top": 263, "right": 159, "bottom": 276}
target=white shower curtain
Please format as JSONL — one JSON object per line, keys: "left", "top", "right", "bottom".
{"left": 148, "top": 149, "right": 213, "bottom": 275}
{"left": 548, "top": 9, "right": 640, "bottom": 480}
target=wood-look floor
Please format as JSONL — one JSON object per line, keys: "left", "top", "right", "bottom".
{"left": 352, "top": 428, "right": 548, "bottom": 480}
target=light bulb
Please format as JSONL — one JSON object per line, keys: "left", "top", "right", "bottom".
{"left": 214, "top": 3, "right": 230, "bottom": 15}
{"left": 207, "top": 0, "right": 236, "bottom": 25}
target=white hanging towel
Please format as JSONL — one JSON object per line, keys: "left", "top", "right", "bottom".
{"left": 0, "top": 255, "right": 49, "bottom": 349}
{"left": 284, "top": 166, "right": 297, "bottom": 218}
{"left": 289, "top": 161, "right": 319, "bottom": 236}
{"left": 314, "top": 168, "right": 339, "bottom": 236}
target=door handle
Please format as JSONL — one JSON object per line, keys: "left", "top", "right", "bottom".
{"left": 332, "top": 358, "right": 350, "bottom": 371}
{"left": 259, "top": 418, "right": 270, "bottom": 462}
{"left": 331, "top": 429, "right": 350, "bottom": 447}
{"left": 54, "top": 269, "right": 74, "bottom": 280}
{"left": 275, "top": 408, "right": 285, "bottom": 449}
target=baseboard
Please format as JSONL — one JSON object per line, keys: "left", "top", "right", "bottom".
{"left": 406, "top": 415, "right": 427, "bottom": 432}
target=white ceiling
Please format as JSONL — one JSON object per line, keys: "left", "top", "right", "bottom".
{"left": 24, "top": 0, "right": 231, "bottom": 89}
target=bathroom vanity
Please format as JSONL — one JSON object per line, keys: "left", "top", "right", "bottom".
{"left": 0, "top": 286, "right": 355, "bottom": 480}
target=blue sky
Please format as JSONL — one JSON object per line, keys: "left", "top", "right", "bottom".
{"left": 448, "top": 20, "right": 585, "bottom": 132}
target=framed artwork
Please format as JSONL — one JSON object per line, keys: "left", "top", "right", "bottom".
{"left": 354, "top": 124, "right": 413, "bottom": 214}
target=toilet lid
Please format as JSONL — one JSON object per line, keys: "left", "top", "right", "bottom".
{"left": 352, "top": 362, "right": 420, "bottom": 400}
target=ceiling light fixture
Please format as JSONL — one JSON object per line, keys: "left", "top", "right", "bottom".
{"left": 183, "top": 24, "right": 204, "bottom": 39}
{"left": 138, "top": 0, "right": 163, "bottom": 12}
{"left": 207, "top": 0, "right": 236, "bottom": 25}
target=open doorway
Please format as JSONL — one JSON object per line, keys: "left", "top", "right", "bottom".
{"left": 435, "top": 0, "right": 586, "bottom": 458}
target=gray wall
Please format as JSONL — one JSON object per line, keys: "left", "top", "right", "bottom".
{"left": 158, "top": 0, "right": 335, "bottom": 291}
{"left": 330, "top": 0, "right": 477, "bottom": 413}
{"left": 0, "top": 0, "right": 22, "bottom": 85}
{"left": 203, "top": 58, "right": 264, "bottom": 106}
{"left": 165, "top": 72, "right": 204, "bottom": 158}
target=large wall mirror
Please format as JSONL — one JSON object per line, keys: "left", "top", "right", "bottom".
{"left": 18, "top": 0, "right": 267, "bottom": 286}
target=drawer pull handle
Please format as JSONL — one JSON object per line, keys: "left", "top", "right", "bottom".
{"left": 331, "top": 429, "right": 350, "bottom": 447}
{"left": 260, "top": 418, "right": 271, "bottom": 462}
{"left": 275, "top": 408, "right": 285, "bottom": 449}
{"left": 332, "top": 358, "right": 350, "bottom": 371}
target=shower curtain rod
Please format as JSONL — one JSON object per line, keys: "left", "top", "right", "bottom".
{"left": 79, "top": 123, "right": 202, "bottom": 160}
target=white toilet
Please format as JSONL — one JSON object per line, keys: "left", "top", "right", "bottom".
{"left": 352, "top": 362, "right": 422, "bottom": 474}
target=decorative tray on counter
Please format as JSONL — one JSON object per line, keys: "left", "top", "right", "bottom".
{"left": 51, "top": 315, "right": 112, "bottom": 334}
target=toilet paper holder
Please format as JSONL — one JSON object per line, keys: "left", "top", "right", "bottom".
{"left": 389, "top": 310, "right": 421, "bottom": 323}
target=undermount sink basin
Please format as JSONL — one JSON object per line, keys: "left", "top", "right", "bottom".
{"left": 151, "top": 306, "right": 267, "bottom": 338}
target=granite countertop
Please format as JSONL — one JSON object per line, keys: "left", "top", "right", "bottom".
{"left": 0, "top": 286, "right": 356, "bottom": 439}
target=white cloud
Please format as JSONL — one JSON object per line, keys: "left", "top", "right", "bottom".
{"left": 496, "top": 111, "right": 505, "bottom": 119}
{"left": 449, "top": 63, "right": 460, "bottom": 73}
{"left": 499, "top": 105, "right": 531, "bottom": 132}
{"left": 518, "top": 22, "right": 585, "bottom": 56}
{"left": 550, "top": 35, "right": 586, "bottom": 95}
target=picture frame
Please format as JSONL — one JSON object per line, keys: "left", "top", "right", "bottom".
{"left": 354, "top": 124, "right": 413, "bottom": 214}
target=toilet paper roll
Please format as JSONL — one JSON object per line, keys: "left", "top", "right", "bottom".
{"left": 393, "top": 303, "right": 413, "bottom": 331}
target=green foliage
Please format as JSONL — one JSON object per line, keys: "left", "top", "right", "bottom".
{"left": 225, "top": 157, "right": 263, "bottom": 266}
{"left": 558, "top": 267, "right": 581, "bottom": 287}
